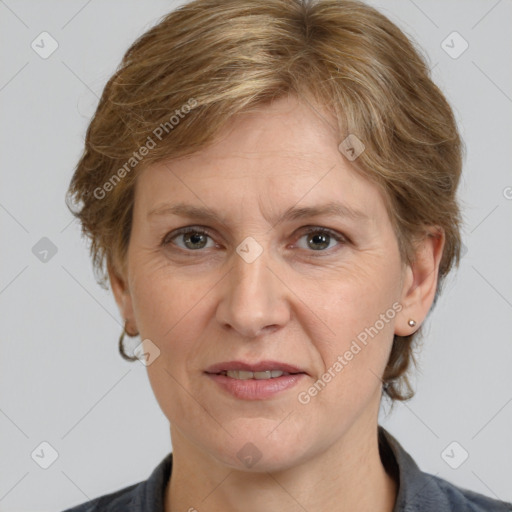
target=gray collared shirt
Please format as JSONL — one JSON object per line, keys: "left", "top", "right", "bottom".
{"left": 62, "top": 427, "right": 511, "bottom": 511}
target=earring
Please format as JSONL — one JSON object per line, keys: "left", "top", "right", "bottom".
{"left": 118, "top": 320, "right": 140, "bottom": 362}
{"left": 408, "top": 319, "right": 417, "bottom": 327}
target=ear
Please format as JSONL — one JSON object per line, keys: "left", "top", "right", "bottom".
{"left": 108, "top": 260, "right": 137, "bottom": 333}
{"left": 395, "top": 227, "right": 445, "bottom": 336}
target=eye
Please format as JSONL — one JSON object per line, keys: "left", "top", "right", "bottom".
{"left": 161, "top": 225, "right": 347, "bottom": 254}
{"left": 294, "top": 227, "right": 347, "bottom": 252}
{"left": 162, "top": 227, "right": 216, "bottom": 251}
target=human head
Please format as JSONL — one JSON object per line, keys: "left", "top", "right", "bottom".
{"left": 67, "top": 0, "right": 462, "bottom": 403}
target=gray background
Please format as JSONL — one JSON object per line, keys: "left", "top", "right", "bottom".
{"left": 1, "top": 0, "right": 511, "bottom": 510}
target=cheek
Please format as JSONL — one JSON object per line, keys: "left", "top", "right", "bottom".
{"left": 129, "top": 262, "right": 220, "bottom": 389}
{"left": 129, "top": 255, "right": 212, "bottom": 338}
{"left": 300, "top": 253, "right": 401, "bottom": 400}
{"left": 130, "top": 268, "right": 214, "bottom": 425}
{"left": 308, "top": 252, "right": 401, "bottom": 336}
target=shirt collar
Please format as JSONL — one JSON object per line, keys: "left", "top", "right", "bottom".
{"left": 133, "top": 451, "right": 172, "bottom": 511}
{"left": 378, "top": 425, "right": 442, "bottom": 512}
{"left": 139, "top": 427, "right": 439, "bottom": 512}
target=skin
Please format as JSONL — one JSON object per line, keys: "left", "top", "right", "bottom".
{"left": 109, "top": 94, "right": 444, "bottom": 511}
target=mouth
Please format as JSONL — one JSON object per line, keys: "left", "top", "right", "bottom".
{"left": 205, "top": 360, "right": 307, "bottom": 379}
{"left": 215, "top": 369, "right": 294, "bottom": 380}
{"left": 204, "top": 361, "right": 307, "bottom": 400}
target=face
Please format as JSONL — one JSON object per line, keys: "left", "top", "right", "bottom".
{"left": 111, "top": 94, "right": 428, "bottom": 472}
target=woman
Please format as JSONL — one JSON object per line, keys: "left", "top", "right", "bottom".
{"left": 62, "top": 0, "right": 511, "bottom": 510}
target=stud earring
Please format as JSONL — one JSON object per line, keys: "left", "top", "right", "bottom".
{"left": 408, "top": 319, "right": 417, "bottom": 327}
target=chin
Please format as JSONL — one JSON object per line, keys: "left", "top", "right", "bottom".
{"left": 218, "top": 446, "right": 305, "bottom": 473}
{"left": 206, "top": 428, "right": 310, "bottom": 474}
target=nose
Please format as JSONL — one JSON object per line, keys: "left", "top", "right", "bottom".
{"left": 215, "top": 243, "right": 291, "bottom": 338}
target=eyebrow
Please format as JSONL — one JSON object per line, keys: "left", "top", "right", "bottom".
{"left": 147, "top": 201, "right": 370, "bottom": 226}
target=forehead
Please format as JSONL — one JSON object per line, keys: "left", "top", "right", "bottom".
{"left": 134, "top": 95, "right": 386, "bottom": 223}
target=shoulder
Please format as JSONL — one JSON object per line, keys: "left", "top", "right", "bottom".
{"left": 60, "top": 482, "right": 140, "bottom": 512}
{"left": 426, "top": 473, "right": 512, "bottom": 512}
{"left": 378, "top": 427, "right": 512, "bottom": 512}
{"left": 60, "top": 452, "right": 173, "bottom": 512}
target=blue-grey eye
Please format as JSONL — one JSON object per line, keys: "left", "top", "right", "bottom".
{"left": 167, "top": 229, "right": 215, "bottom": 250}
{"left": 295, "top": 229, "right": 343, "bottom": 251}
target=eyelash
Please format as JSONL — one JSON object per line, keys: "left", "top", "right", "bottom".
{"left": 161, "top": 225, "right": 348, "bottom": 255}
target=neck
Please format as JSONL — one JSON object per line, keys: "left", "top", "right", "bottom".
{"left": 165, "top": 420, "right": 397, "bottom": 512}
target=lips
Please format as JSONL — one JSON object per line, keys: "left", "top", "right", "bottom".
{"left": 205, "top": 360, "right": 306, "bottom": 377}
{"left": 204, "top": 360, "right": 308, "bottom": 399}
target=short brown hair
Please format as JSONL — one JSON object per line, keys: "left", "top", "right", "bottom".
{"left": 66, "top": 0, "right": 463, "bottom": 401}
